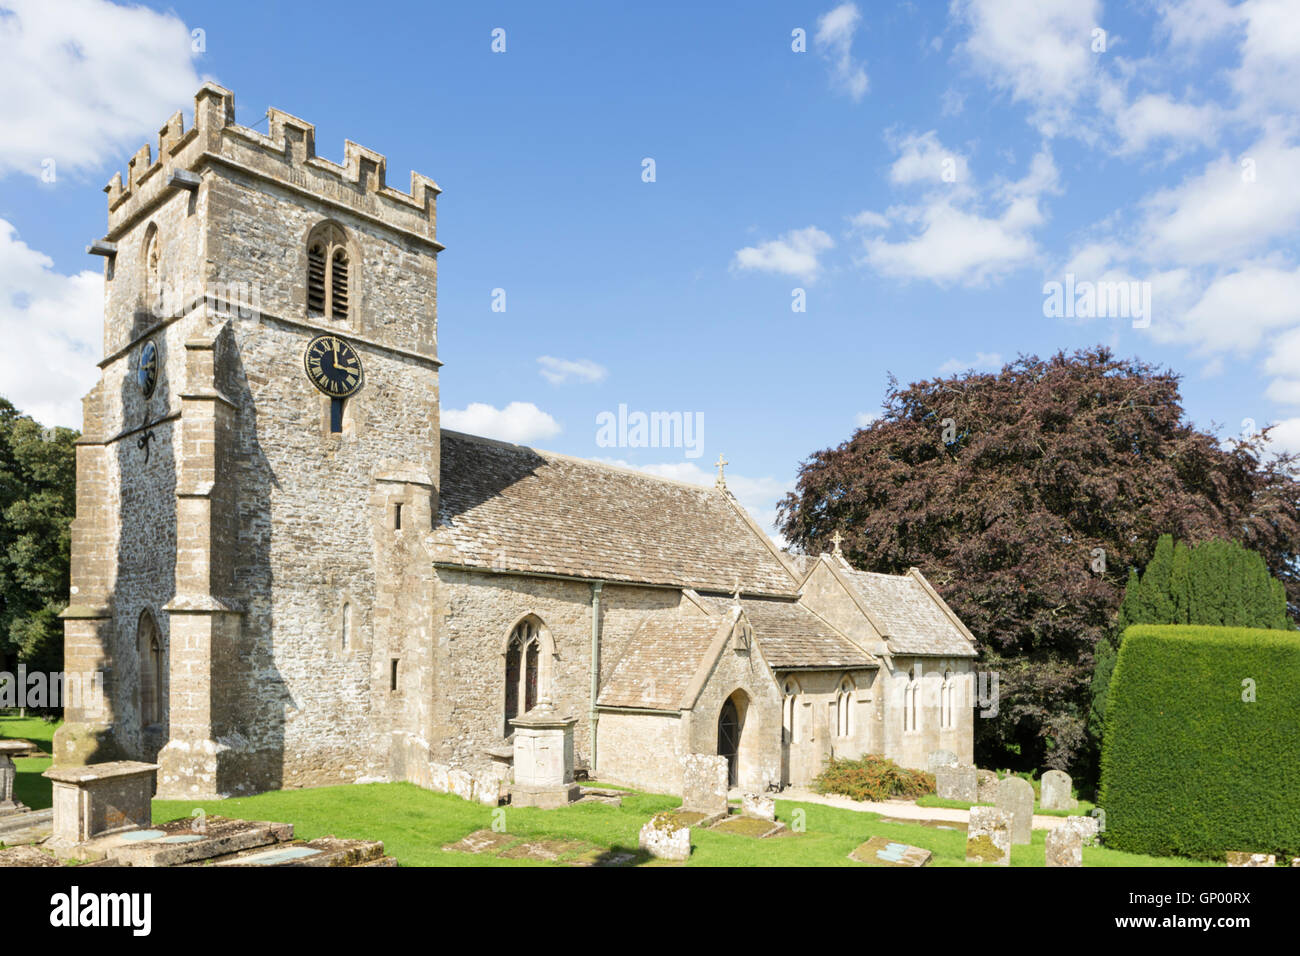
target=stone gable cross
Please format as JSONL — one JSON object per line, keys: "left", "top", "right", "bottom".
{"left": 831, "top": 530, "right": 843, "bottom": 555}
{"left": 715, "top": 453, "right": 728, "bottom": 490}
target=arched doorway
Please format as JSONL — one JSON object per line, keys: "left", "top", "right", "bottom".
{"left": 717, "top": 691, "right": 748, "bottom": 787}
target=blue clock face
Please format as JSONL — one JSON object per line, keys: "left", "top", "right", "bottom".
{"left": 138, "top": 341, "right": 158, "bottom": 398}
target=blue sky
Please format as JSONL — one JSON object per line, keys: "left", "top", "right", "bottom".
{"left": 2, "top": 0, "right": 1299, "bottom": 537}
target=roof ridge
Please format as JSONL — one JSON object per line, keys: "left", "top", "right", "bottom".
{"left": 441, "top": 429, "right": 726, "bottom": 495}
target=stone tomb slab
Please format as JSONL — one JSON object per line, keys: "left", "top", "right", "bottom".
{"left": 210, "top": 836, "right": 384, "bottom": 867}
{"left": 710, "top": 814, "right": 786, "bottom": 839}
{"left": 43, "top": 760, "right": 158, "bottom": 851}
{"left": 443, "top": 829, "right": 517, "bottom": 855}
{"left": 0, "top": 845, "right": 62, "bottom": 868}
{"left": 102, "top": 816, "right": 295, "bottom": 867}
{"left": 849, "top": 836, "right": 932, "bottom": 867}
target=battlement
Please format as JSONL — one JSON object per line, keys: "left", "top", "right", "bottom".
{"left": 104, "top": 83, "right": 442, "bottom": 247}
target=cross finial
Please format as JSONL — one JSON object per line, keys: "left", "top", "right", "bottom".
{"left": 732, "top": 578, "right": 742, "bottom": 604}
{"left": 831, "top": 530, "right": 844, "bottom": 555}
{"left": 715, "top": 453, "right": 728, "bottom": 490}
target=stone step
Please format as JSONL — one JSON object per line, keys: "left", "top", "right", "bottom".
{"left": 100, "top": 816, "right": 295, "bottom": 867}
{"left": 203, "top": 836, "right": 387, "bottom": 867}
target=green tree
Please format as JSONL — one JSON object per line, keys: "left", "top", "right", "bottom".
{"left": 0, "top": 397, "right": 78, "bottom": 682}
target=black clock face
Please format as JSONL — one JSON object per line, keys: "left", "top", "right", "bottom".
{"left": 138, "top": 341, "right": 158, "bottom": 398}
{"left": 304, "top": 335, "right": 364, "bottom": 397}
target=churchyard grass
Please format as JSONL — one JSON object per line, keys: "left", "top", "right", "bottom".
{"left": 916, "top": 794, "right": 1097, "bottom": 817}
{"left": 152, "top": 782, "right": 1215, "bottom": 867}
{"left": 1, "top": 715, "right": 58, "bottom": 813}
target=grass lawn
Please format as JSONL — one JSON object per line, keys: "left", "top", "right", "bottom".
{"left": 1, "top": 715, "right": 59, "bottom": 811}
{"left": 153, "top": 782, "right": 1215, "bottom": 867}
{"left": 916, "top": 794, "right": 1097, "bottom": 817}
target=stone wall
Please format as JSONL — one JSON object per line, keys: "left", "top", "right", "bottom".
{"left": 594, "top": 711, "right": 684, "bottom": 794}
{"left": 779, "top": 667, "right": 879, "bottom": 787}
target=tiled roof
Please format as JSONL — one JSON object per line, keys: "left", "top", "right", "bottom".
{"left": 436, "top": 431, "right": 798, "bottom": 594}
{"left": 699, "top": 596, "right": 876, "bottom": 670}
{"left": 597, "top": 615, "right": 722, "bottom": 711}
{"left": 839, "top": 568, "right": 977, "bottom": 657}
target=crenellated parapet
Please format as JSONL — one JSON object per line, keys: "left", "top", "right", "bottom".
{"left": 104, "top": 82, "right": 442, "bottom": 248}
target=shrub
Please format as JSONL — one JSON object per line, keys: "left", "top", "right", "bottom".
{"left": 812, "top": 755, "right": 934, "bottom": 802}
{"left": 1099, "top": 624, "right": 1300, "bottom": 859}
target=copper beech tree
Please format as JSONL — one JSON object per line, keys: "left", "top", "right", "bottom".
{"left": 777, "top": 347, "right": 1300, "bottom": 775}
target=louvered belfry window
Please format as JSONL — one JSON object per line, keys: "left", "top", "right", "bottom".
{"left": 306, "top": 223, "right": 350, "bottom": 320}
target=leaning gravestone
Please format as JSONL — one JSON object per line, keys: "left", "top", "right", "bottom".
{"left": 935, "top": 766, "right": 978, "bottom": 802}
{"left": 975, "top": 769, "right": 999, "bottom": 804}
{"left": 1045, "top": 826, "right": 1083, "bottom": 867}
{"left": 1040, "top": 769, "right": 1077, "bottom": 811}
{"left": 996, "top": 776, "right": 1034, "bottom": 845}
{"left": 1059, "top": 814, "right": 1100, "bottom": 846}
{"left": 680, "top": 754, "right": 729, "bottom": 819}
{"left": 639, "top": 813, "right": 691, "bottom": 861}
{"left": 966, "top": 806, "right": 1012, "bottom": 865}
{"left": 927, "top": 749, "right": 959, "bottom": 771}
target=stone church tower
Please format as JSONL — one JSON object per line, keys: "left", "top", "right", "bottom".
{"left": 56, "top": 83, "right": 445, "bottom": 798}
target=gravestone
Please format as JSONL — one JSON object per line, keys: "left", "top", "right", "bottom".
{"left": 1040, "top": 769, "right": 1077, "bottom": 811}
{"left": 849, "top": 836, "right": 932, "bottom": 867}
{"left": 0, "top": 741, "right": 29, "bottom": 813}
{"left": 43, "top": 761, "right": 158, "bottom": 851}
{"left": 1059, "top": 814, "right": 1100, "bottom": 846}
{"left": 508, "top": 700, "right": 581, "bottom": 808}
{"left": 741, "top": 792, "right": 775, "bottom": 821}
{"left": 1045, "top": 826, "right": 1082, "bottom": 867}
{"left": 975, "top": 769, "right": 999, "bottom": 804}
{"left": 1226, "top": 852, "right": 1276, "bottom": 867}
{"left": 935, "top": 765, "right": 978, "bottom": 802}
{"left": 966, "top": 806, "right": 1012, "bottom": 865}
{"left": 996, "top": 776, "right": 1034, "bottom": 844}
{"left": 639, "top": 813, "right": 691, "bottom": 861}
{"left": 927, "top": 749, "right": 959, "bottom": 771}
{"left": 681, "top": 753, "right": 729, "bottom": 819}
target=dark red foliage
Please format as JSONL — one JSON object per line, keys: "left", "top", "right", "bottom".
{"left": 777, "top": 347, "right": 1300, "bottom": 773}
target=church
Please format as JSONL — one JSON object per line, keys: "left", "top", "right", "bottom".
{"left": 55, "top": 84, "right": 977, "bottom": 802}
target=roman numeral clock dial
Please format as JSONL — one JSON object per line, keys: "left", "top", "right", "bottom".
{"left": 304, "top": 334, "right": 364, "bottom": 398}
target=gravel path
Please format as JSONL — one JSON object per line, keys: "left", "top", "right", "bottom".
{"left": 780, "top": 787, "right": 1068, "bottom": 830}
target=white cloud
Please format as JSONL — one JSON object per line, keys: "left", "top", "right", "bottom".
{"left": 860, "top": 150, "right": 1057, "bottom": 285}
{"left": 849, "top": 210, "right": 891, "bottom": 231}
{"left": 0, "top": 0, "right": 202, "bottom": 179}
{"left": 1262, "top": 417, "right": 1300, "bottom": 456}
{"left": 537, "top": 355, "right": 606, "bottom": 385}
{"left": 1230, "top": 0, "right": 1300, "bottom": 114}
{"left": 0, "top": 220, "right": 102, "bottom": 428}
{"left": 732, "top": 226, "right": 834, "bottom": 282}
{"left": 442, "top": 401, "right": 561, "bottom": 444}
{"left": 938, "top": 351, "right": 1003, "bottom": 375}
{"left": 1136, "top": 136, "right": 1300, "bottom": 265}
{"left": 952, "top": 0, "right": 1100, "bottom": 135}
{"left": 815, "top": 2, "right": 870, "bottom": 101}
{"left": 888, "top": 130, "right": 970, "bottom": 185}
{"left": 1112, "top": 93, "right": 1219, "bottom": 155}
{"left": 854, "top": 410, "right": 882, "bottom": 427}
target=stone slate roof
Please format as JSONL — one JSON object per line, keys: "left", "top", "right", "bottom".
{"left": 436, "top": 431, "right": 798, "bottom": 594}
{"left": 699, "top": 596, "right": 876, "bottom": 670}
{"left": 597, "top": 615, "right": 722, "bottom": 711}
{"left": 838, "top": 568, "right": 977, "bottom": 657}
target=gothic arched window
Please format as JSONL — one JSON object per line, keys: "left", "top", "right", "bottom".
{"left": 836, "top": 676, "right": 854, "bottom": 737}
{"left": 503, "top": 617, "right": 551, "bottom": 736}
{"left": 782, "top": 677, "right": 800, "bottom": 744}
{"left": 138, "top": 609, "right": 163, "bottom": 728}
{"left": 904, "top": 666, "right": 920, "bottom": 733}
{"left": 307, "top": 222, "right": 351, "bottom": 321}
{"left": 143, "top": 223, "right": 161, "bottom": 314}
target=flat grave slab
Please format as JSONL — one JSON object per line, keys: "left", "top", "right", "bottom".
{"left": 849, "top": 836, "right": 932, "bottom": 867}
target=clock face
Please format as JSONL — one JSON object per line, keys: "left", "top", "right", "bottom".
{"left": 304, "top": 334, "right": 364, "bottom": 398}
{"left": 138, "top": 341, "right": 158, "bottom": 398}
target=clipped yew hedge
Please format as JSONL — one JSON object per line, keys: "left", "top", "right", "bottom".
{"left": 1098, "top": 624, "right": 1300, "bottom": 860}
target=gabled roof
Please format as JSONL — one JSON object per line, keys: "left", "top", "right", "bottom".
{"left": 435, "top": 431, "right": 799, "bottom": 595}
{"left": 836, "top": 564, "right": 978, "bottom": 658}
{"left": 698, "top": 595, "right": 876, "bottom": 670}
{"left": 596, "top": 614, "right": 724, "bottom": 711}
